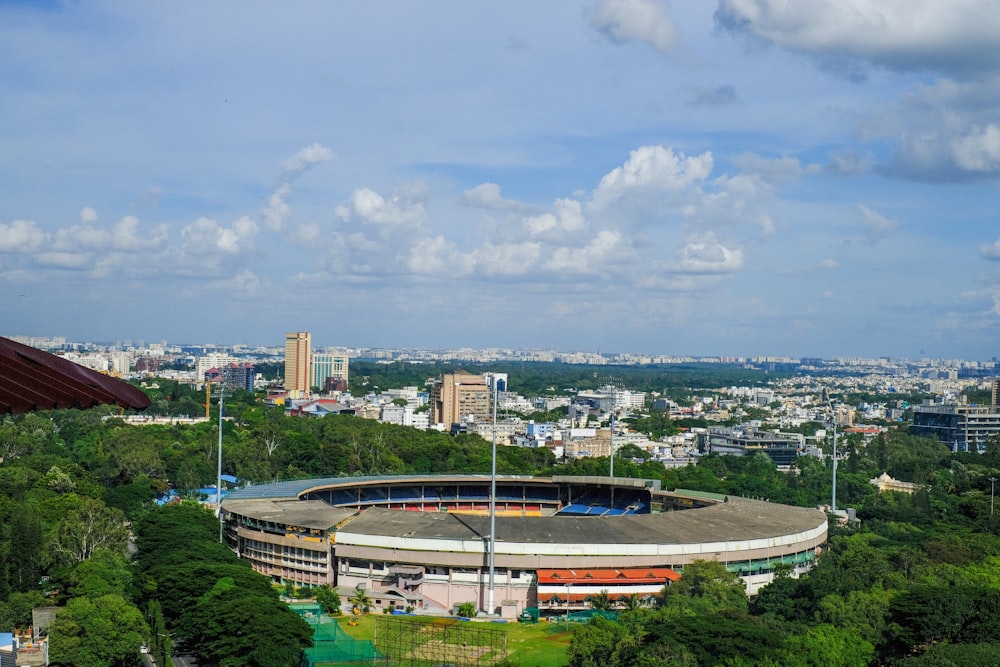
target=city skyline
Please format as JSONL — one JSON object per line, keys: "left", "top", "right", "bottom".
{"left": 3, "top": 2, "right": 1000, "bottom": 360}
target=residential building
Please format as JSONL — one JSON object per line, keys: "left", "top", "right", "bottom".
{"left": 284, "top": 332, "right": 311, "bottom": 398}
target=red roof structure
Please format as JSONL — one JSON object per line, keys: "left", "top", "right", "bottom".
{"left": 537, "top": 568, "right": 681, "bottom": 585}
{"left": 0, "top": 336, "right": 151, "bottom": 415}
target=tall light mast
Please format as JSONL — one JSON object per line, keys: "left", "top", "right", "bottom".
{"left": 487, "top": 380, "right": 498, "bottom": 615}
{"left": 824, "top": 389, "right": 837, "bottom": 512}
{"left": 215, "top": 385, "right": 226, "bottom": 542}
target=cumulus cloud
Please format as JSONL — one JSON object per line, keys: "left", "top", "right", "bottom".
{"left": 951, "top": 124, "right": 1000, "bottom": 172}
{"left": 0, "top": 219, "right": 47, "bottom": 252}
{"left": 407, "top": 235, "right": 471, "bottom": 275}
{"left": 261, "top": 184, "right": 292, "bottom": 232}
{"left": 715, "top": 0, "right": 1000, "bottom": 78}
{"left": 473, "top": 241, "right": 543, "bottom": 276}
{"left": 280, "top": 142, "right": 335, "bottom": 178}
{"left": 592, "top": 0, "right": 678, "bottom": 55}
{"left": 547, "top": 230, "right": 623, "bottom": 274}
{"left": 591, "top": 145, "right": 713, "bottom": 209}
{"left": 982, "top": 239, "right": 1000, "bottom": 260}
{"left": 523, "top": 199, "right": 585, "bottom": 238}
{"left": 676, "top": 233, "right": 743, "bottom": 273}
{"left": 461, "top": 183, "right": 532, "bottom": 211}
{"left": 337, "top": 185, "right": 426, "bottom": 227}
{"left": 80, "top": 207, "right": 98, "bottom": 224}
{"left": 180, "top": 216, "right": 258, "bottom": 255}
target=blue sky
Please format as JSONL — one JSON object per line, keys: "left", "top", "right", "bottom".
{"left": 2, "top": 1, "right": 1000, "bottom": 359}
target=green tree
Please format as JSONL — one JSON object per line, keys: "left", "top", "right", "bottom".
{"left": 48, "top": 594, "right": 149, "bottom": 667}
{"left": 457, "top": 601, "right": 477, "bottom": 618}
{"left": 661, "top": 560, "right": 747, "bottom": 612}
{"left": 48, "top": 497, "right": 130, "bottom": 567}
{"left": 314, "top": 585, "right": 341, "bottom": 616}
{"left": 8, "top": 506, "right": 42, "bottom": 592}
{"left": 65, "top": 548, "right": 133, "bottom": 598}
{"left": 185, "top": 583, "right": 313, "bottom": 667}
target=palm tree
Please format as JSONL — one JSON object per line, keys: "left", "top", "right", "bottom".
{"left": 590, "top": 589, "right": 613, "bottom": 611}
{"left": 621, "top": 592, "right": 642, "bottom": 611}
{"left": 349, "top": 587, "right": 372, "bottom": 614}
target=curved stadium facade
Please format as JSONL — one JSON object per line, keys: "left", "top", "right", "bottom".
{"left": 221, "top": 475, "right": 827, "bottom": 615}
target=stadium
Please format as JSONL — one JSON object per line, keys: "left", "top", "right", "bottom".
{"left": 221, "top": 474, "right": 827, "bottom": 617}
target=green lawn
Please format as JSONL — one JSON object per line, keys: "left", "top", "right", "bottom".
{"left": 334, "top": 614, "right": 569, "bottom": 667}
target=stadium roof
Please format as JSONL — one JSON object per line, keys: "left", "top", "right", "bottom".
{"left": 0, "top": 336, "right": 151, "bottom": 414}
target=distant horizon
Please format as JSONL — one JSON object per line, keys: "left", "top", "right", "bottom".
{"left": 8, "top": 332, "right": 998, "bottom": 365}
{"left": 3, "top": 3, "right": 999, "bottom": 361}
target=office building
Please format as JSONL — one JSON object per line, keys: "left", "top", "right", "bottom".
{"left": 312, "top": 353, "right": 349, "bottom": 392}
{"left": 429, "top": 372, "right": 491, "bottom": 426}
{"left": 911, "top": 394, "right": 1000, "bottom": 453}
{"left": 284, "top": 332, "right": 311, "bottom": 398}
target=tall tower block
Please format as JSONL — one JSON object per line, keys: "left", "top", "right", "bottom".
{"left": 284, "top": 332, "right": 311, "bottom": 398}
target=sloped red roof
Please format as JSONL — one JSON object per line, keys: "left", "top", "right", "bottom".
{"left": 0, "top": 336, "right": 151, "bottom": 414}
{"left": 537, "top": 568, "right": 681, "bottom": 585}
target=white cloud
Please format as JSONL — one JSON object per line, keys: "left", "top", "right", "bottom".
{"left": 715, "top": 0, "right": 1000, "bottom": 77}
{"left": 261, "top": 184, "right": 292, "bottom": 232}
{"left": 35, "top": 251, "right": 92, "bottom": 270}
{"left": 181, "top": 216, "right": 257, "bottom": 255}
{"left": 473, "top": 241, "right": 543, "bottom": 275}
{"left": 547, "top": 230, "right": 622, "bottom": 274}
{"left": 461, "top": 183, "right": 531, "bottom": 211}
{"left": 80, "top": 207, "right": 99, "bottom": 224}
{"left": 524, "top": 198, "right": 585, "bottom": 237}
{"left": 592, "top": 0, "right": 678, "bottom": 55}
{"left": 591, "top": 145, "right": 713, "bottom": 209}
{"left": 951, "top": 124, "right": 1000, "bottom": 172}
{"left": 0, "top": 219, "right": 47, "bottom": 252}
{"left": 820, "top": 258, "right": 839, "bottom": 269}
{"left": 407, "top": 235, "right": 471, "bottom": 275}
{"left": 338, "top": 185, "right": 426, "bottom": 226}
{"left": 676, "top": 233, "right": 743, "bottom": 273}
{"left": 280, "top": 142, "right": 335, "bottom": 178}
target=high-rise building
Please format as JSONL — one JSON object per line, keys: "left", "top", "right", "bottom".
{"left": 429, "top": 372, "right": 491, "bottom": 427}
{"left": 284, "top": 332, "right": 311, "bottom": 398}
{"left": 312, "top": 353, "right": 349, "bottom": 392}
{"left": 911, "top": 397, "right": 1000, "bottom": 453}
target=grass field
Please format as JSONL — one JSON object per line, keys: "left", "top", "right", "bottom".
{"left": 334, "top": 614, "right": 570, "bottom": 667}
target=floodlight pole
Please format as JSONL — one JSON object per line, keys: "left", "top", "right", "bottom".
{"left": 487, "top": 382, "right": 497, "bottom": 615}
{"left": 609, "top": 405, "right": 616, "bottom": 478}
{"left": 217, "top": 386, "right": 225, "bottom": 543}
{"left": 824, "top": 389, "right": 837, "bottom": 513}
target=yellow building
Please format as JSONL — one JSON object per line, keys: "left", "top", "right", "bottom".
{"left": 429, "top": 372, "right": 491, "bottom": 427}
{"left": 284, "top": 332, "right": 311, "bottom": 398}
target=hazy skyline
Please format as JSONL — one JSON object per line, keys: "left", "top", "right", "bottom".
{"left": 3, "top": 1, "right": 1000, "bottom": 359}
